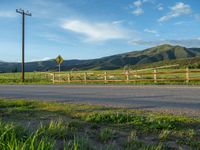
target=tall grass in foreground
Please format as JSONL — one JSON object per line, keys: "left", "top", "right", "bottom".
{"left": 0, "top": 119, "right": 93, "bottom": 150}
{"left": 0, "top": 99, "right": 200, "bottom": 149}
{"left": 0, "top": 121, "right": 55, "bottom": 150}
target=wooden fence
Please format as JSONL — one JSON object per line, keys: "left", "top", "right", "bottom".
{"left": 49, "top": 68, "right": 200, "bottom": 84}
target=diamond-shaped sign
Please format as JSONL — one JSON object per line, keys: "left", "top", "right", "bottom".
{"left": 56, "top": 55, "right": 64, "bottom": 65}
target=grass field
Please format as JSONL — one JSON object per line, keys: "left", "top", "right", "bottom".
{"left": 1, "top": 69, "right": 200, "bottom": 84}
{"left": 0, "top": 72, "right": 52, "bottom": 84}
{"left": 0, "top": 98, "right": 200, "bottom": 149}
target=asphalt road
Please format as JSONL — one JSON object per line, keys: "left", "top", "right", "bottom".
{"left": 0, "top": 85, "right": 200, "bottom": 115}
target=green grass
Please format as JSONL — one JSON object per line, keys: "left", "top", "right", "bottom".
{"left": 0, "top": 121, "right": 55, "bottom": 150}
{"left": 0, "top": 72, "right": 52, "bottom": 84}
{"left": 0, "top": 98, "right": 200, "bottom": 149}
{"left": 98, "top": 128, "right": 115, "bottom": 143}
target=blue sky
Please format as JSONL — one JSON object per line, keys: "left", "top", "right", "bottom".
{"left": 0, "top": 0, "right": 200, "bottom": 62}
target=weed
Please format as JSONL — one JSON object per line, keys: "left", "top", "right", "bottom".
{"left": 98, "top": 128, "right": 115, "bottom": 143}
{"left": 90, "top": 123, "right": 98, "bottom": 130}
{"left": 67, "top": 120, "right": 83, "bottom": 130}
{"left": 0, "top": 120, "right": 55, "bottom": 150}
{"left": 159, "top": 130, "right": 170, "bottom": 141}
{"left": 127, "top": 130, "right": 137, "bottom": 142}
{"left": 105, "top": 141, "right": 117, "bottom": 150}
{"left": 124, "top": 140, "right": 144, "bottom": 150}
{"left": 125, "top": 140, "right": 163, "bottom": 150}
{"left": 41, "top": 119, "right": 74, "bottom": 139}
{"left": 187, "top": 129, "right": 195, "bottom": 138}
{"left": 64, "top": 136, "right": 93, "bottom": 150}
{"left": 84, "top": 112, "right": 145, "bottom": 124}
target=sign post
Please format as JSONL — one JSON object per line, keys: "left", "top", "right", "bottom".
{"left": 56, "top": 55, "right": 64, "bottom": 82}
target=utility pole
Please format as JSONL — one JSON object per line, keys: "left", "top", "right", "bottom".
{"left": 16, "top": 8, "right": 31, "bottom": 82}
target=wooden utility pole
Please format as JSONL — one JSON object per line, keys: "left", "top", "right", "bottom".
{"left": 16, "top": 9, "right": 31, "bottom": 82}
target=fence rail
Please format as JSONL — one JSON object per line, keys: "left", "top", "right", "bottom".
{"left": 49, "top": 68, "right": 200, "bottom": 84}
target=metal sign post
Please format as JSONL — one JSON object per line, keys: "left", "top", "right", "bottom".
{"left": 56, "top": 55, "right": 64, "bottom": 83}
{"left": 59, "top": 64, "right": 61, "bottom": 73}
{"left": 59, "top": 64, "right": 61, "bottom": 82}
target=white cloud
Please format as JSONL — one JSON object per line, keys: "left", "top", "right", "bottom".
{"left": 42, "top": 57, "right": 51, "bottom": 61}
{"left": 61, "top": 19, "right": 132, "bottom": 42}
{"left": 195, "top": 14, "right": 200, "bottom": 21}
{"left": 0, "top": 11, "right": 16, "bottom": 18}
{"left": 157, "top": 3, "right": 163, "bottom": 11}
{"left": 144, "top": 29, "right": 159, "bottom": 36}
{"left": 131, "top": 39, "right": 200, "bottom": 47}
{"left": 144, "top": 29, "right": 157, "bottom": 34}
{"left": 142, "top": 0, "right": 154, "bottom": 3}
{"left": 158, "top": 2, "right": 192, "bottom": 22}
{"left": 158, "top": 7, "right": 163, "bottom": 11}
{"left": 174, "top": 21, "right": 184, "bottom": 25}
{"left": 31, "top": 57, "right": 52, "bottom": 62}
{"left": 112, "top": 20, "right": 125, "bottom": 25}
{"left": 133, "top": 0, "right": 143, "bottom": 7}
{"left": 132, "top": 0, "right": 144, "bottom": 16}
{"left": 131, "top": 0, "right": 157, "bottom": 16}
{"left": 132, "top": 8, "right": 144, "bottom": 16}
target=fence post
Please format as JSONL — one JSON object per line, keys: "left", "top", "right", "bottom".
{"left": 154, "top": 69, "right": 157, "bottom": 83}
{"left": 68, "top": 73, "right": 71, "bottom": 84}
{"left": 135, "top": 70, "right": 138, "bottom": 83}
{"left": 186, "top": 67, "right": 189, "bottom": 83}
{"left": 126, "top": 71, "right": 129, "bottom": 83}
{"left": 84, "top": 72, "right": 87, "bottom": 84}
{"left": 104, "top": 72, "right": 107, "bottom": 84}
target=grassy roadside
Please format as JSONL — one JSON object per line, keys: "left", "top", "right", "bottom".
{"left": 0, "top": 72, "right": 51, "bottom": 84}
{"left": 0, "top": 99, "right": 200, "bottom": 149}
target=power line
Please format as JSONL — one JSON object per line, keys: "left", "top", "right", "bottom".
{"left": 16, "top": 8, "right": 31, "bottom": 82}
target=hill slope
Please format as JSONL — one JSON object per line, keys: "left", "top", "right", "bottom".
{"left": 1, "top": 44, "right": 200, "bottom": 72}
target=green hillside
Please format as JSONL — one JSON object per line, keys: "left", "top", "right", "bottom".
{"left": 131, "top": 56, "right": 200, "bottom": 70}
{"left": 1, "top": 44, "right": 200, "bottom": 72}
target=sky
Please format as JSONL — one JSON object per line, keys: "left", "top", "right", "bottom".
{"left": 0, "top": 0, "right": 200, "bottom": 62}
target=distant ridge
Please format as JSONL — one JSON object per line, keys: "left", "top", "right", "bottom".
{"left": 1, "top": 44, "right": 200, "bottom": 72}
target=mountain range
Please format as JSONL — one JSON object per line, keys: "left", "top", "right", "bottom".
{"left": 1, "top": 44, "right": 200, "bottom": 73}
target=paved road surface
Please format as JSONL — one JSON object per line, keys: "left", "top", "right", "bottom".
{"left": 0, "top": 85, "right": 200, "bottom": 115}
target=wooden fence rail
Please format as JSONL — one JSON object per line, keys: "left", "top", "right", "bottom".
{"left": 49, "top": 68, "right": 200, "bottom": 84}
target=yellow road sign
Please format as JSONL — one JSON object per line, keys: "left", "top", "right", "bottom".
{"left": 56, "top": 55, "right": 64, "bottom": 64}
